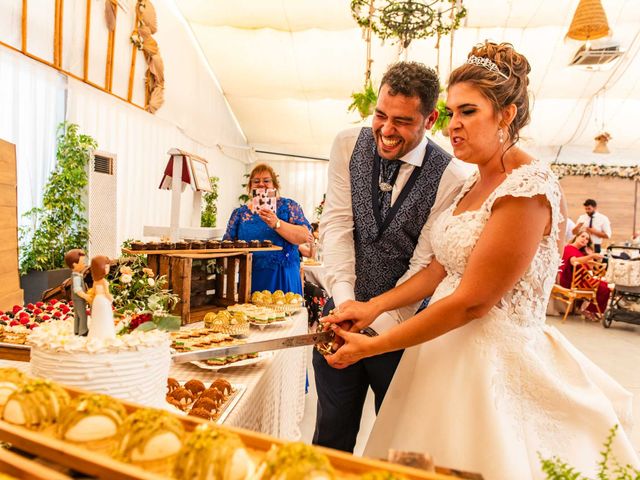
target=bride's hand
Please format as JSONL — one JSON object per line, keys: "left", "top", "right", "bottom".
{"left": 322, "top": 300, "right": 380, "bottom": 333}
{"left": 325, "top": 325, "right": 377, "bottom": 369}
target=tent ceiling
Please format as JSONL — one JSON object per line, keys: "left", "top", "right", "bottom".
{"left": 175, "top": 0, "right": 640, "bottom": 162}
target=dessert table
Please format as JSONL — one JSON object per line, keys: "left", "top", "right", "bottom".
{"left": 0, "top": 308, "right": 310, "bottom": 442}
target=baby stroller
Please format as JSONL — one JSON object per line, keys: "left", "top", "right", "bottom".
{"left": 603, "top": 244, "right": 640, "bottom": 328}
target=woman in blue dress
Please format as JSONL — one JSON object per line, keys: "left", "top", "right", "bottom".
{"left": 223, "top": 163, "right": 312, "bottom": 295}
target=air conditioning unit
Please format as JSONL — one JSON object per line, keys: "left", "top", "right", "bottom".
{"left": 570, "top": 40, "right": 624, "bottom": 67}
{"left": 87, "top": 151, "right": 118, "bottom": 259}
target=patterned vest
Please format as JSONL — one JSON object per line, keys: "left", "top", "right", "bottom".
{"left": 350, "top": 127, "right": 451, "bottom": 301}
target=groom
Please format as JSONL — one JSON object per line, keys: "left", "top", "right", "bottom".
{"left": 314, "top": 61, "right": 467, "bottom": 452}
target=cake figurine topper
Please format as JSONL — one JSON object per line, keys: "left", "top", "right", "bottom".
{"left": 64, "top": 249, "right": 90, "bottom": 336}
{"left": 87, "top": 255, "right": 116, "bottom": 340}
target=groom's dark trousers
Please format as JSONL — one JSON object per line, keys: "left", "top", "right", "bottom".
{"left": 312, "top": 298, "right": 403, "bottom": 453}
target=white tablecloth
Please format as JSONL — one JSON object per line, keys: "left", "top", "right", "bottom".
{"left": 0, "top": 309, "right": 309, "bottom": 441}
{"left": 171, "top": 310, "right": 309, "bottom": 440}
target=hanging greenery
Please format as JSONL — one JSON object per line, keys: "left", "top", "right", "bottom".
{"left": 431, "top": 97, "right": 450, "bottom": 136}
{"left": 19, "top": 122, "right": 98, "bottom": 274}
{"left": 348, "top": 81, "right": 378, "bottom": 120}
{"left": 200, "top": 176, "right": 220, "bottom": 227}
{"left": 551, "top": 163, "right": 640, "bottom": 180}
{"left": 350, "top": 0, "right": 467, "bottom": 48}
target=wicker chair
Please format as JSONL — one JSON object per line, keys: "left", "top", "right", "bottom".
{"left": 550, "top": 262, "right": 608, "bottom": 322}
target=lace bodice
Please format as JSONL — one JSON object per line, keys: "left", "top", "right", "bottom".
{"left": 431, "top": 162, "right": 563, "bottom": 326}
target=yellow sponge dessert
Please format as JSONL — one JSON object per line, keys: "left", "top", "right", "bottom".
{"left": 115, "top": 408, "right": 185, "bottom": 474}
{"left": 57, "top": 393, "right": 127, "bottom": 453}
{"left": 256, "top": 442, "right": 334, "bottom": 480}
{"left": 2, "top": 379, "right": 70, "bottom": 429}
{"left": 173, "top": 424, "right": 255, "bottom": 480}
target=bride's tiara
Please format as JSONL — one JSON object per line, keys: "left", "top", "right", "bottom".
{"left": 466, "top": 55, "right": 508, "bottom": 79}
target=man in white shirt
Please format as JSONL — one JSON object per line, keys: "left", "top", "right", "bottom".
{"left": 313, "top": 62, "right": 467, "bottom": 452}
{"left": 572, "top": 198, "right": 611, "bottom": 253}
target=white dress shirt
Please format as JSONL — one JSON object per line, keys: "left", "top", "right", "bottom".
{"left": 320, "top": 127, "right": 469, "bottom": 333}
{"left": 576, "top": 211, "right": 612, "bottom": 246}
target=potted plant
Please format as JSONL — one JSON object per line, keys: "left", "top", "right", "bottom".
{"left": 200, "top": 176, "right": 220, "bottom": 227}
{"left": 19, "top": 122, "right": 97, "bottom": 303}
{"left": 348, "top": 81, "right": 378, "bottom": 120}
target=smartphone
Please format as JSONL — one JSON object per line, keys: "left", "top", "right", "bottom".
{"left": 251, "top": 188, "right": 277, "bottom": 213}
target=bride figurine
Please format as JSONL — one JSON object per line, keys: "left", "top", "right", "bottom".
{"left": 87, "top": 255, "right": 116, "bottom": 340}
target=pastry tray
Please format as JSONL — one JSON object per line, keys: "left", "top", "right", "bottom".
{"left": 170, "top": 382, "right": 246, "bottom": 425}
{"left": 0, "top": 383, "right": 468, "bottom": 480}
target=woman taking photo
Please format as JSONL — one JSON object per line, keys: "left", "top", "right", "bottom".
{"left": 223, "top": 163, "right": 312, "bottom": 294}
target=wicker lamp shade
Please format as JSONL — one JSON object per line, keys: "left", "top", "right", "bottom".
{"left": 566, "top": 0, "right": 611, "bottom": 41}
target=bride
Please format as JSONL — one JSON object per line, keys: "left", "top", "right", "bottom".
{"left": 324, "top": 42, "right": 639, "bottom": 479}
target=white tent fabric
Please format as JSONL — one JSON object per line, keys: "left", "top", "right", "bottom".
{"left": 0, "top": 0, "right": 252, "bottom": 246}
{"left": 176, "top": 0, "right": 640, "bottom": 165}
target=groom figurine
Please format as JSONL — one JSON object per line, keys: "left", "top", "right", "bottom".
{"left": 64, "top": 249, "right": 90, "bottom": 336}
{"left": 314, "top": 62, "right": 467, "bottom": 452}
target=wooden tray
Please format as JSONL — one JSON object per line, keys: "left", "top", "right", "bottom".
{"left": 0, "top": 446, "right": 72, "bottom": 480}
{"left": 0, "top": 384, "right": 458, "bottom": 480}
{"left": 0, "top": 342, "right": 30, "bottom": 362}
{"left": 122, "top": 247, "right": 282, "bottom": 255}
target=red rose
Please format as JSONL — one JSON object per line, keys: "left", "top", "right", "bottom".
{"left": 30, "top": 323, "right": 39, "bottom": 329}
{"left": 19, "top": 312, "right": 29, "bottom": 319}
{"left": 19, "top": 317, "right": 29, "bottom": 325}
{"left": 49, "top": 299, "right": 58, "bottom": 305}
{"left": 9, "top": 320, "right": 19, "bottom": 327}
{"left": 0, "top": 315, "right": 8, "bottom": 321}
{"left": 59, "top": 305, "right": 70, "bottom": 313}
{"left": 12, "top": 305, "right": 21, "bottom": 314}
{"left": 52, "top": 311, "right": 62, "bottom": 318}
{"left": 68, "top": 300, "right": 74, "bottom": 307}
{"left": 33, "top": 308, "right": 42, "bottom": 315}
{"left": 41, "top": 315, "right": 50, "bottom": 321}
{"left": 27, "top": 303, "right": 35, "bottom": 310}
{"left": 35, "top": 301, "right": 44, "bottom": 308}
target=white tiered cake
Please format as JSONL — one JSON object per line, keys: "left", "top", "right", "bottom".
{"left": 28, "top": 321, "right": 171, "bottom": 407}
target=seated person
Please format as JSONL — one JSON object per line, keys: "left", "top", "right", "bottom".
{"left": 559, "top": 231, "right": 610, "bottom": 320}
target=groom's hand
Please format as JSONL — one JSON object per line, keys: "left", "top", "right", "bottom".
{"left": 322, "top": 300, "right": 379, "bottom": 333}
{"left": 320, "top": 319, "right": 352, "bottom": 351}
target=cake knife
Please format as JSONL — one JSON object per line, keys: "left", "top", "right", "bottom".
{"left": 171, "top": 330, "right": 335, "bottom": 364}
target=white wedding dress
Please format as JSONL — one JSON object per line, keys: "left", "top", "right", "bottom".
{"left": 88, "top": 281, "right": 116, "bottom": 340}
{"left": 365, "top": 163, "right": 639, "bottom": 479}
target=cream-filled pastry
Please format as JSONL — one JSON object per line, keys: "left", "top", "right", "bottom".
{"left": 174, "top": 425, "right": 255, "bottom": 480}
{"left": 115, "top": 408, "right": 184, "bottom": 473}
{"left": 255, "top": 442, "right": 334, "bottom": 480}
{"left": 2, "top": 379, "right": 70, "bottom": 429}
{"left": 0, "top": 368, "right": 27, "bottom": 408}
{"left": 57, "top": 394, "right": 126, "bottom": 451}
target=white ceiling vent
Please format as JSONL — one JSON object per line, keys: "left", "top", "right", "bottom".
{"left": 570, "top": 40, "right": 624, "bottom": 67}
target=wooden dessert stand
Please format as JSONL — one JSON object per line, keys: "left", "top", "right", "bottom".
{"left": 123, "top": 247, "right": 281, "bottom": 324}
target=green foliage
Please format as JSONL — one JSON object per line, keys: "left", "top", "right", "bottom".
{"left": 348, "top": 81, "right": 378, "bottom": 120}
{"left": 315, "top": 194, "right": 326, "bottom": 221}
{"left": 431, "top": 97, "right": 450, "bottom": 136}
{"left": 19, "top": 122, "right": 97, "bottom": 274}
{"left": 238, "top": 173, "right": 251, "bottom": 205}
{"left": 107, "top": 255, "right": 179, "bottom": 315}
{"left": 539, "top": 425, "right": 640, "bottom": 480}
{"left": 200, "top": 176, "right": 220, "bottom": 227}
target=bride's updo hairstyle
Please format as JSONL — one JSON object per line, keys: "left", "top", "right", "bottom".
{"left": 448, "top": 41, "right": 531, "bottom": 150}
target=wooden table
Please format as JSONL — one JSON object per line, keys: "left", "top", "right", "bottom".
{"left": 122, "top": 247, "right": 281, "bottom": 324}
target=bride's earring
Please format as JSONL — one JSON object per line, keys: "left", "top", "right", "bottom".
{"left": 498, "top": 129, "right": 505, "bottom": 144}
